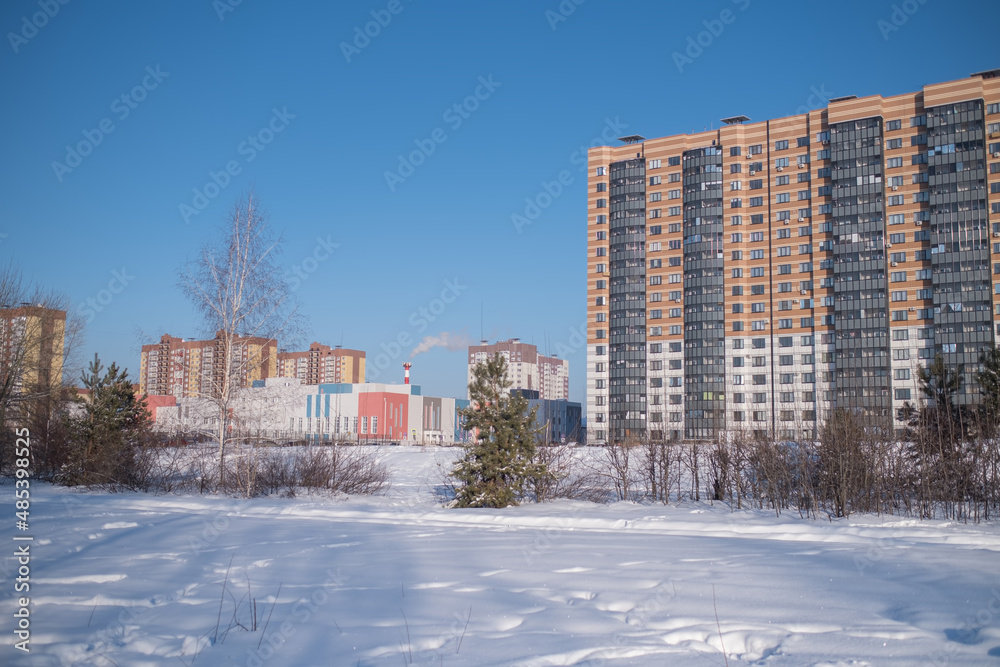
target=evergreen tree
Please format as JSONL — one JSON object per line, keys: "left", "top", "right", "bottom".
{"left": 450, "top": 353, "right": 545, "bottom": 508}
{"left": 60, "top": 354, "right": 154, "bottom": 490}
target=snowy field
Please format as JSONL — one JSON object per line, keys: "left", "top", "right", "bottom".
{"left": 4, "top": 446, "right": 1000, "bottom": 666}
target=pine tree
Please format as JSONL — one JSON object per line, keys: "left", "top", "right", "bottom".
{"left": 450, "top": 353, "right": 545, "bottom": 508}
{"left": 60, "top": 354, "right": 154, "bottom": 490}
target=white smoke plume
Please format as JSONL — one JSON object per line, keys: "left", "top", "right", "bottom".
{"left": 410, "top": 331, "right": 473, "bottom": 357}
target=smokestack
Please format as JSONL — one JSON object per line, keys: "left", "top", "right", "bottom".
{"left": 403, "top": 362, "right": 411, "bottom": 385}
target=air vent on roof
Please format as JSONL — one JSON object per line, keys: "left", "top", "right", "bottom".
{"left": 829, "top": 95, "right": 858, "bottom": 103}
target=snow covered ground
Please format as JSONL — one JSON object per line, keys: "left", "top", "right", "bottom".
{"left": 5, "top": 446, "right": 1000, "bottom": 666}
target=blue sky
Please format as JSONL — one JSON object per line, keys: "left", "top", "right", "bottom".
{"left": 2, "top": 0, "right": 998, "bottom": 402}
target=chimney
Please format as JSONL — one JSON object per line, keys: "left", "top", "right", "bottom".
{"left": 403, "top": 362, "right": 411, "bottom": 385}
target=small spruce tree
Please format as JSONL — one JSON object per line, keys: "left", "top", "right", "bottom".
{"left": 60, "top": 354, "right": 155, "bottom": 490}
{"left": 450, "top": 353, "right": 545, "bottom": 508}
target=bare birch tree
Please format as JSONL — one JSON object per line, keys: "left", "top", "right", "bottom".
{"left": 178, "top": 190, "right": 300, "bottom": 490}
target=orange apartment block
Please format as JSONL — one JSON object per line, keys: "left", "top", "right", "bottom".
{"left": 139, "top": 331, "right": 277, "bottom": 399}
{"left": 587, "top": 69, "right": 1000, "bottom": 443}
{"left": 277, "top": 342, "right": 366, "bottom": 384}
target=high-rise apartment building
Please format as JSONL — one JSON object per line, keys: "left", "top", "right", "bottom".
{"left": 139, "top": 331, "right": 277, "bottom": 398}
{"left": 0, "top": 304, "right": 66, "bottom": 394}
{"left": 277, "top": 343, "right": 366, "bottom": 384}
{"left": 588, "top": 70, "right": 1000, "bottom": 443}
{"left": 467, "top": 338, "right": 569, "bottom": 400}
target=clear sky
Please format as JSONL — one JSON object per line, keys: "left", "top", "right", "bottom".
{"left": 2, "top": 0, "right": 998, "bottom": 402}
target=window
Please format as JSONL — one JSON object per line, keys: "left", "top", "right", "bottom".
{"left": 775, "top": 157, "right": 789, "bottom": 168}
{"left": 596, "top": 182, "right": 607, "bottom": 192}
{"left": 648, "top": 225, "right": 661, "bottom": 235}
{"left": 886, "top": 119, "right": 901, "bottom": 131}
{"left": 753, "top": 375, "right": 767, "bottom": 386}
{"left": 596, "top": 166, "right": 606, "bottom": 175}
{"left": 751, "top": 302, "right": 766, "bottom": 312}
{"left": 895, "top": 388, "right": 911, "bottom": 400}
{"left": 779, "top": 355, "right": 793, "bottom": 365}
{"left": 597, "top": 214, "right": 606, "bottom": 224}
{"left": 889, "top": 233, "right": 905, "bottom": 244}
{"left": 797, "top": 137, "right": 809, "bottom": 147}
{"left": 891, "top": 291, "right": 907, "bottom": 302}
{"left": 891, "top": 271, "right": 906, "bottom": 282}
{"left": 776, "top": 193, "right": 790, "bottom": 203}
{"left": 752, "top": 267, "right": 765, "bottom": 277}
{"left": 775, "top": 139, "right": 789, "bottom": 150}
{"left": 669, "top": 207, "right": 681, "bottom": 216}
{"left": 910, "top": 115, "right": 926, "bottom": 127}
{"left": 751, "top": 214, "right": 764, "bottom": 225}
{"left": 749, "top": 144, "right": 762, "bottom": 155}
{"left": 648, "top": 209, "right": 661, "bottom": 218}
{"left": 649, "top": 192, "right": 661, "bottom": 202}
{"left": 668, "top": 189, "right": 681, "bottom": 199}
{"left": 895, "top": 368, "right": 911, "bottom": 380}
{"left": 888, "top": 214, "right": 905, "bottom": 225}
{"left": 886, "top": 138, "right": 903, "bottom": 149}
{"left": 777, "top": 246, "right": 791, "bottom": 257}
{"left": 797, "top": 190, "right": 810, "bottom": 201}
{"left": 750, "top": 249, "right": 765, "bottom": 260}
{"left": 750, "top": 179, "right": 763, "bottom": 190}
{"left": 777, "top": 228, "right": 791, "bottom": 239}
{"left": 668, "top": 156, "right": 680, "bottom": 166}
{"left": 596, "top": 198, "right": 606, "bottom": 208}
{"left": 750, "top": 196, "right": 763, "bottom": 207}
{"left": 887, "top": 157, "right": 903, "bottom": 168}
{"left": 730, "top": 146, "right": 742, "bottom": 157}
{"left": 648, "top": 158, "right": 661, "bottom": 169}
{"left": 731, "top": 198, "right": 743, "bottom": 208}
{"left": 732, "top": 250, "right": 743, "bottom": 260}
{"left": 750, "top": 232, "right": 764, "bottom": 242}
{"left": 649, "top": 176, "right": 661, "bottom": 185}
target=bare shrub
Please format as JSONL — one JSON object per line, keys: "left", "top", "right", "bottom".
{"left": 530, "top": 443, "right": 605, "bottom": 503}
